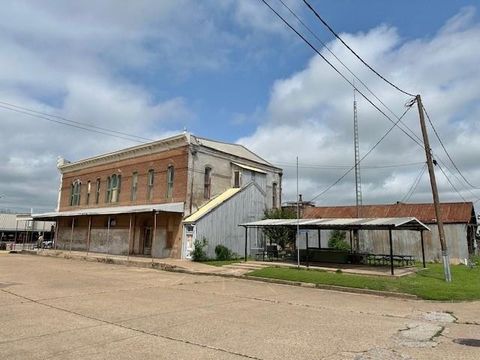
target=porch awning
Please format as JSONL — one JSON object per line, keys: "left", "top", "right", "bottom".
{"left": 32, "top": 202, "right": 185, "bottom": 220}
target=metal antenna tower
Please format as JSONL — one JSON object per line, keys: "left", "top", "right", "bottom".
{"left": 353, "top": 88, "right": 362, "bottom": 217}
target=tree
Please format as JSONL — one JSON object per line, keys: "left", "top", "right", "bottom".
{"left": 328, "top": 230, "right": 351, "bottom": 251}
{"left": 262, "top": 208, "right": 297, "bottom": 249}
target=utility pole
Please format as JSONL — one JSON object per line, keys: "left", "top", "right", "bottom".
{"left": 296, "top": 156, "right": 300, "bottom": 269}
{"left": 416, "top": 94, "right": 452, "bottom": 282}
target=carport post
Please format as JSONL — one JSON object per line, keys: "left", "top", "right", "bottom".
{"left": 349, "top": 230, "right": 353, "bottom": 251}
{"left": 69, "top": 217, "right": 75, "bottom": 253}
{"left": 389, "top": 229, "right": 394, "bottom": 275}
{"left": 244, "top": 226, "right": 248, "bottom": 262}
{"left": 318, "top": 229, "right": 321, "bottom": 249}
{"left": 305, "top": 232, "right": 309, "bottom": 268}
{"left": 420, "top": 230, "right": 426, "bottom": 268}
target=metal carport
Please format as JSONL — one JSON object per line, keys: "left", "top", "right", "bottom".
{"left": 240, "top": 217, "right": 430, "bottom": 275}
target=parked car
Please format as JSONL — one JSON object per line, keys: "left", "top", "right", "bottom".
{"left": 42, "top": 240, "right": 53, "bottom": 249}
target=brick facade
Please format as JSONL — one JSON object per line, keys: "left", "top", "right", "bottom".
{"left": 59, "top": 146, "right": 189, "bottom": 211}
{"left": 50, "top": 133, "right": 283, "bottom": 259}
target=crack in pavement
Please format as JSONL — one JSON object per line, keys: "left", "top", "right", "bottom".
{"left": 0, "top": 288, "right": 263, "bottom": 360}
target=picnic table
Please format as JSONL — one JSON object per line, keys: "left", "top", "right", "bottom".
{"left": 366, "top": 254, "right": 415, "bottom": 267}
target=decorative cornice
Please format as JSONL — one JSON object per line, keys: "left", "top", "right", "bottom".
{"left": 58, "top": 134, "right": 189, "bottom": 174}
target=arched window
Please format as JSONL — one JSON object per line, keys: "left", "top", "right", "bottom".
{"left": 105, "top": 176, "right": 111, "bottom": 203}
{"left": 70, "top": 180, "right": 81, "bottom": 206}
{"left": 204, "top": 166, "right": 212, "bottom": 199}
{"left": 147, "top": 169, "right": 154, "bottom": 200}
{"left": 166, "top": 165, "right": 174, "bottom": 199}
{"left": 111, "top": 174, "right": 121, "bottom": 203}
{"left": 95, "top": 178, "right": 101, "bottom": 204}
{"left": 86, "top": 181, "right": 91, "bottom": 205}
{"left": 106, "top": 174, "right": 121, "bottom": 203}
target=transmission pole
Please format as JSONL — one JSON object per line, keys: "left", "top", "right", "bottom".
{"left": 352, "top": 88, "right": 362, "bottom": 252}
{"left": 353, "top": 89, "right": 362, "bottom": 218}
{"left": 416, "top": 94, "right": 452, "bottom": 282}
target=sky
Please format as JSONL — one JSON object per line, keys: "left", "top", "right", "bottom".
{"left": 0, "top": 0, "right": 479, "bottom": 212}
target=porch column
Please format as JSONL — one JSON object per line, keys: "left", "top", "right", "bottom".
{"left": 22, "top": 220, "right": 27, "bottom": 249}
{"left": 420, "top": 230, "right": 426, "bottom": 268}
{"left": 54, "top": 221, "right": 59, "bottom": 250}
{"left": 14, "top": 219, "right": 18, "bottom": 250}
{"left": 86, "top": 216, "right": 92, "bottom": 255}
{"left": 69, "top": 217, "right": 75, "bottom": 253}
{"left": 106, "top": 215, "right": 111, "bottom": 258}
{"left": 244, "top": 226, "right": 248, "bottom": 262}
{"left": 318, "top": 229, "right": 321, "bottom": 249}
{"left": 389, "top": 229, "right": 394, "bottom": 275}
{"left": 127, "top": 214, "right": 133, "bottom": 261}
{"left": 151, "top": 211, "right": 157, "bottom": 263}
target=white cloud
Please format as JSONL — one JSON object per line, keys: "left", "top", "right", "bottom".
{"left": 239, "top": 7, "right": 480, "bottom": 206}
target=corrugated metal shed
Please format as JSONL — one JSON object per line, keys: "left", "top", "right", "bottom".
{"left": 32, "top": 202, "right": 185, "bottom": 220}
{"left": 190, "top": 182, "right": 266, "bottom": 258}
{"left": 184, "top": 188, "right": 242, "bottom": 223}
{"left": 240, "top": 217, "right": 430, "bottom": 231}
{"left": 0, "top": 213, "right": 22, "bottom": 231}
{"left": 303, "top": 202, "right": 475, "bottom": 224}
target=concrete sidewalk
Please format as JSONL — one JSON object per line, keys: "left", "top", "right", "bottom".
{"left": 29, "top": 249, "right": 251, "bottom": 276}
{"left": 26, "top": 249, "right": 416, "bottom": 278}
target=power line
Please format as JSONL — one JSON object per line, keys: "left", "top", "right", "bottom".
{"left": 260, "top": 0, "right": 423, "bottom": 149}
{"left": 0, "top": 103, "right": 151, "bottom": 144}
{"left": 400, "top": 164, "right": 427, "bottom": 203}
{"left": 276, "top": 0, "right": 423, "bottom": 146}
{"left": 436, "top": 162, "right": 468, "bottom": 202}
{"left": 0, "top": 100, "right": 154, "bottom": 142}
{"left": 421, "top": 102, "right": 479, "bottom": 189}
{"left": 301, "top": 0, "right": 415, "bottom": 97}
{"left": 274, "top": 161, "right": 425, "bottom": 170}
{"left": 435, "top": 158, "right": 480, "bottom": 201}
{"left": 309, "top": 102, "right": 415, "bottom": 202}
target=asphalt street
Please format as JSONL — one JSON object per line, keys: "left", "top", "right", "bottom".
{"left": 0, "top": 254, "right": 478, "bottom": 359}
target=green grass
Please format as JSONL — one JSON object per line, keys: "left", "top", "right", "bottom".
{"left": 248, "top": 263, "right": 480, "bottom": 301}
{"left": 200, "top": 259, "right": 242, "bottom": 267}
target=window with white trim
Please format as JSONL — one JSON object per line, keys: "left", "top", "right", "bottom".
{"left": 166, "top": 165, "right": 174, "bottom": 199}
{"left": 70, "top": 180, "right": 81, "bottom": 206}
{"left": 204, "top": 167, "right": 211, "bottom": 199}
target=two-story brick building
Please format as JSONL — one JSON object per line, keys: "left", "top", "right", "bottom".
{"left": 34, "top": 133, "right": 282, "bottom": 259}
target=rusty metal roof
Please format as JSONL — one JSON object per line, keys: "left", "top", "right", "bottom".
{"left": 240, "top": 217, "right": 429, "bottom": 231}
{"left": 303, "top": 202, "right": 475, "bottom": 224}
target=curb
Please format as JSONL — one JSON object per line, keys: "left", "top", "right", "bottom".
{"left": 19, "top": 250, "right": 418, "bottom": 300}
{"left": 243, "top": 275, "right": 419, "bottom": 300}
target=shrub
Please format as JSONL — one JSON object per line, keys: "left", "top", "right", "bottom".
{"left": 328, "top": 230, "right": 351, "bottom": 251}
{"left": 192, "top": 237, "right": 208, "bottom": 262}
{"left": 215, "top": 244, "right": 233, "bottom": 261}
